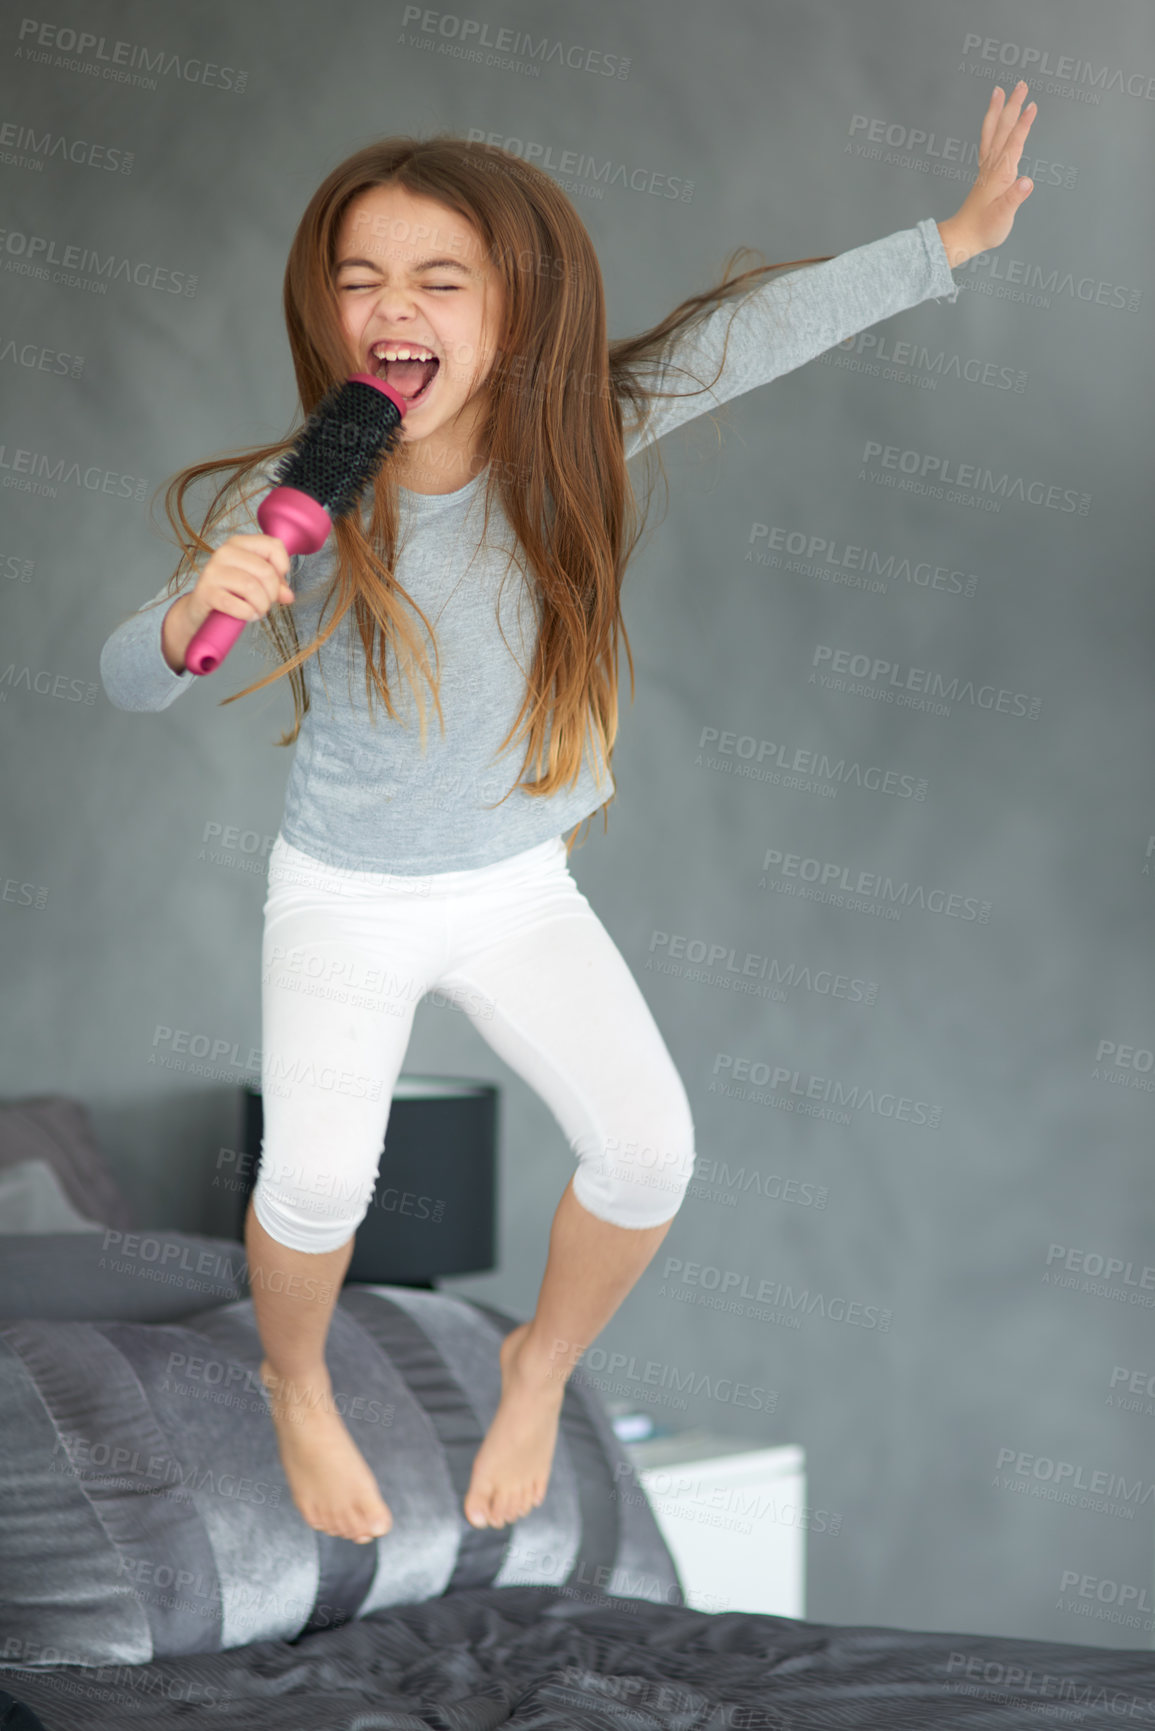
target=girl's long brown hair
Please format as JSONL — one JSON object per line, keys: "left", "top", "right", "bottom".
{"left": 145, "top": 135, "right": 834, "bottom": 853}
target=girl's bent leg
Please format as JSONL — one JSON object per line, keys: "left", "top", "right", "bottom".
{"left": 435, "top": 895, "right": 696, "bottom": 1527}
{"left": 253, "top": 845, "right": 434, "bottom": 1542}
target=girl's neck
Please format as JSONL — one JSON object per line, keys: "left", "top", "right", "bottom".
{"left": 394, "top": 439, "right": 488, "bottom": 497}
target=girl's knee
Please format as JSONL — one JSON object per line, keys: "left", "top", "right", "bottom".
{"left": 251, "top": 1158, "right": 376, "bottom": 1255}
{"left": 571, "top": 1099, "right": 696, "bottom": 1230}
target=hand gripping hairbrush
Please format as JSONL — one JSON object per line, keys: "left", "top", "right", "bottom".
{"left": 184, "top": 372, "right": 407, "bottom": 676}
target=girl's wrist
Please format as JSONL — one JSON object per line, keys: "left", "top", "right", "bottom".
{"left": 161, "top": 592, "right": 199, "bottom": 675}
{"left": 936, "top": 218, "right": 974, "bottom": 271}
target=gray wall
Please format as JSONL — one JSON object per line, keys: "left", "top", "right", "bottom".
{"left": 3, "top": 0, "right": 1153, "bottom": 1651}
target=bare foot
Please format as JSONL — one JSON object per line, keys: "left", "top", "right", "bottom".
{"left": 259, "top": 1359, "right": 393, "bottom": 1544}
{"left": 463, "top": 1321, "right": 568, "bottom": 1529}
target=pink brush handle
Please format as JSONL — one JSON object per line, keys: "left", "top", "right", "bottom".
{"left": 184, "top": 373, "right": 405, "bottom": 676}
{"left": 183, "top": 489, "right": 334, "bottom": 675}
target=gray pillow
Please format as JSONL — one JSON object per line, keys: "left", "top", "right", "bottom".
{"left": 0, "top": 1284, "right": 683, "bottom": 1669}
{"left": 0, "top": 1098, "right": 134, "bottom": 1231}
{"left": 0, "top": 1161, "right": 104, "bottom": 1233}
{"left": 0, "top": 1230, "right": 250, "bottom": 1323}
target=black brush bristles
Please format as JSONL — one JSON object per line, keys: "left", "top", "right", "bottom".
{"left": 267, "top": 377, "right": 405, "bottom": 524}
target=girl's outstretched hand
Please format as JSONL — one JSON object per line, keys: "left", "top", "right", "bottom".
{"left": 945, "top": 81, "right": 1038, "bottom": 261}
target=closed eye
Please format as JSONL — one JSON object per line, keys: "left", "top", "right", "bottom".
{"left": 339, "top": 284, "right": 460, "bottom": 293}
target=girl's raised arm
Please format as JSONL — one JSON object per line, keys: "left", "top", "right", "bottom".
{"left": 624, "top": 81, "right": 1037, "bottom": 462}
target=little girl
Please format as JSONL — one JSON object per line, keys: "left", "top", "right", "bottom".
{"left": 101, "top": 89, "right": 1036, "bottom": 1548}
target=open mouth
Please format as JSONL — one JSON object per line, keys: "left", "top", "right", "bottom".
{"left": 371, "top": 355, "right": 440, "bottom": 405}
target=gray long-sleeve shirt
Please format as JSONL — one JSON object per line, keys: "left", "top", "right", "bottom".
{"left": 100, "top": 217, "right": 959, "bottom": 872}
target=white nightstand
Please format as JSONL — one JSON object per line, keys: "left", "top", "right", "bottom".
{"left": 623, "top": 1430, "right": 807, "bottom": 1617}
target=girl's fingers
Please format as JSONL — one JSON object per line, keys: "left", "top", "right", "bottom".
{"left": 998, "top": 103, "right": 1036, "bottom": 180}
{"left": 980, "top": 81, "right": 1035, "bottom": 168}
{"left": 979, "top": 87, "right": 1006, "bottom": 161}
{"left": 990, "top": 84, "right": 1024, "bottom": 159}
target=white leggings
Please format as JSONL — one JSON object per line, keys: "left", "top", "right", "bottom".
{"left": 254, "top": 832, "right": 697, "bottom": 1253}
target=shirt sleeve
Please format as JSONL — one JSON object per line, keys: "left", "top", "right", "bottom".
{"left": 99, "top": 465, "right": 281, "bottom": 712}
{"left": 622, "top": 217, "right": 960, "bottom": 461}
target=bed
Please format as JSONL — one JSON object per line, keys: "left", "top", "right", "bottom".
{"left": 1, "top": 1103, "right": 1152, "bottom": 1729}
{"left": 8, "top": 1579, "right": 1155, "bottom": 1730}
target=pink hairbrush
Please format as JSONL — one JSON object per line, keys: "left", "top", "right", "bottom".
{"left": 184, "top": 373, "right": 406, "bottom": 676}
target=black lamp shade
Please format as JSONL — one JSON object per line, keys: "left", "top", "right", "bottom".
{"left": 235, "top": 1075, "right": 497, "bottom": 1285}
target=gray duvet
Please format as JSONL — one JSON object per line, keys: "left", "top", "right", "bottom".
{"left": 3, "top": 1580, "right": 1153, "bottom": 1729}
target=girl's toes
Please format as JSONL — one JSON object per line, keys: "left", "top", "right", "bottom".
{"left": 464, "top": 1494, "right": 490, "bottom": 1528}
